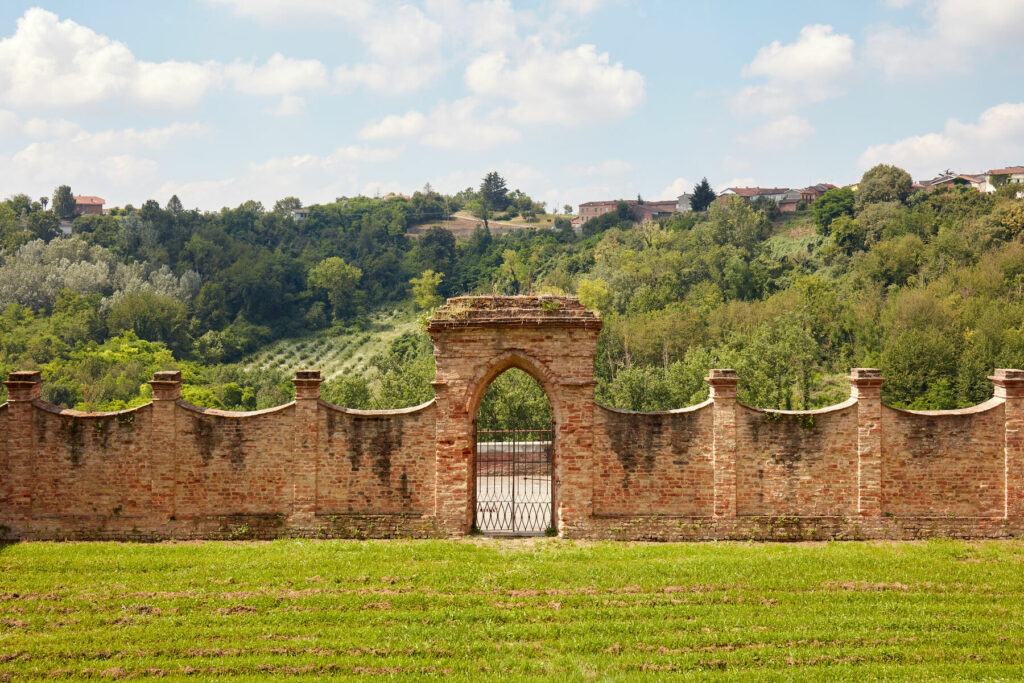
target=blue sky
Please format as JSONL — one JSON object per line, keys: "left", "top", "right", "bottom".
{"left": 0, "top": 0, "right": 1022, "bottom": 211}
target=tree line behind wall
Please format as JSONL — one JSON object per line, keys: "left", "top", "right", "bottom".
{"left": 2, "top": 165, "right": 1024, "bottom": 416}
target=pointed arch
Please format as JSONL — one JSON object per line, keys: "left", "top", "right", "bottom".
{"left": 465, "top": 350, "right": 564, "bottom": 428}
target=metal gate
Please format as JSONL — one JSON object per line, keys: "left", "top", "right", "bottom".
{"left": 475, "top": 429, "right": 553, "bottom": 535}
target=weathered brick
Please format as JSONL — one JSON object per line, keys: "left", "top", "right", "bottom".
{"left": 1, "top": 297, "right": 1022, "bottom": 541}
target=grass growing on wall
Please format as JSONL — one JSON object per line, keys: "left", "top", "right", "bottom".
{"left": 1, "top": 539, "right": 1023, "bottom": 679}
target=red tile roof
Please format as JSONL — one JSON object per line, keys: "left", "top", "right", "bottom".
{"left": 987, "top": 166, "right": 1024, "bottom": 175}
{"left": 73, "top": 195, "right": 105, "bottom": 205}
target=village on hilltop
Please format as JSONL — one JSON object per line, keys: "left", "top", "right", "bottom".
{"left": 574, "top": 165, "right": 1024, "bottom": 228}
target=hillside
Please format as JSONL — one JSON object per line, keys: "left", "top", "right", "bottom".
{"left": 240, "top": 309, "right": 420, "bottom": 380}
{"left": 3, "top": 165, "right": 1024, "bottom": 416}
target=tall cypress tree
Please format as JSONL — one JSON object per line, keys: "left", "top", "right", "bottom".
{"left": 690, "top": 178, "right": 717, "bottom": 212}
{"left": 52, "top": 185, "right": 75, "bottom": 220}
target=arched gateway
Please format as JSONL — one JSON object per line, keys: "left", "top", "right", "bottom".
{"left": 426, "top": 296, "right": 601, "bottom": 535}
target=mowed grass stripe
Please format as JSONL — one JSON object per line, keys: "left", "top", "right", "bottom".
{"left": 1, "top": 539, "right": 1023, "bottom": 680}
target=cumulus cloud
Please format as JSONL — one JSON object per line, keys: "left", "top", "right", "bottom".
{"left": 659, "top": 177, "right": 694, "bottom": 200}
{"left": 733, "top": 24, "right": 855, "bottom": 116}
{"left": 267, "top": 95, "right": 306, "bottom": 117}
{"left": 465, "top": 42, "right": 644, "bottom": 124}
{"left": 736, "top": 115, "right": 815, "bottom": 150}
{"left": 203, "top": 0, "right": 373, "bottom": 24}
{"left": 156, "top": 144, "right": 399, "bottom": 209}
{"left": 0, "top": 8, "right": 341, "bottom": 112}
{"left": 866, "top": 0, "right": 1024, "bottom": 78}
{"left": 0, "top": 9, "right": 220, "bottom": 109}
{"left": 857, "top": 102, "right": 1024, "bottom": 176}
{"left": 553, "top": 0, "right": 617, "bottom": 14}
{"left": 360, "top": 98, "right": 520, "bottom": 150}
{"left": 0, "top": 121, "right": 207, "bottom": 201}
{"left": 227, "top": 53, "right": 330, "bottom": 96}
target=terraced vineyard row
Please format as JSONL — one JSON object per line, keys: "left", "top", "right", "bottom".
{"left": 240, "top": 310, "right": 420, "bottom": 380}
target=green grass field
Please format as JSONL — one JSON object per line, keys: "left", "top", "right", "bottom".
{"left": 2, "top": 539, "right": 1023, "bottom": 680}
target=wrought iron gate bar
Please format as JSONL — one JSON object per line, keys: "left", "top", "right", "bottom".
{"left": 475, "top": 428, "right": 553, "bottom": 535}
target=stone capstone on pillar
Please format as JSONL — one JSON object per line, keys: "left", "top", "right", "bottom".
{"left": 706, "top": 369, "right": 738, "bottom": 518}
{"left": 992, "top": 369, "right": 1024, "bottom": 520}
{"left": 849, "top": 368, "right": 884, "bottom": 517}
{"left": 4, "top": 371, "right": 42, "bottom": 401}
{"left": 291, "top": 370, "right": 323, "bottom": 524}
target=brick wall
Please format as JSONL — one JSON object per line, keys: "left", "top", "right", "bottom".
{"left": 2, "top": 299, "right": 1024, "bottom": 541}
{"left": 882, "top": 401, "right": 1005, "bottom": 517}
{"left": 592, "top": 403, "right": 714, "bottom": 516}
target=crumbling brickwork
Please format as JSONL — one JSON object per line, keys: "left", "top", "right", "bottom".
{"left": 2, "top": 298, "right": 1023, "bottom": 541}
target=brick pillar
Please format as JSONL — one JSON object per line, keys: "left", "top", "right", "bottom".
{"left": 991, "top": 369, "right": 1024, "bottom": 521}
{"left": 148, "top": 371, "right": 181, "bottom": 523}
{"left": 432, "top": 379, "right": 474, "bottom": 535}
{"left": 849, "top": 368, "right": 884, "bottom": 517}
{"left": 554, "top": 382, "right": 596, "bottom": 534}
{"left": 3, "top": 371, "right": 42, "bottom": 520}
{"left": 707, "top": 369, "right": 738, "bottom": 518}
{"left": 291, "top": 370, "right": 322, "bottom": 526}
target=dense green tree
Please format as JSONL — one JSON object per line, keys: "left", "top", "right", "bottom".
{"left": 52, "top": 185, "right": 75, "bottom": 220}
{"left": 480, "top": 171, "right": 510, "bottom": 211}
{"left": 690, "top": 178, "right": 717, "bottom": 212}
{"left": 273, "top": 196, "right": 302, "bottom": 213}
{"left": 308, "top": 256, "right": 363, "bottom": 321}
{"left": 856, "top": 164, "right": 913, "bottom": 210}
{"left": 813, "top": 187, "right": 854, "bottom": 233}
{"left": 166, "top": 195, "right": 183, "bottom": 214}
{"left": 410, "top": 270, "right": 444, "bottom": 310}
{"left": 106, "top": 290, "right": 191, "bottom": 355}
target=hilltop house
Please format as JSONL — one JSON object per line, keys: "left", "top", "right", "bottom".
{"left": 719, "top": 187, "right": 791, "bottom": 202}
{"left": 917, "top": 172, "right": 988, "bottom": 192}
{"left": 799, "top": 183, "right": 837, "bottom": 203}
{"left": 578, "top": 199, "right": 678, "bottom": 224}
{"left": 73, "top": 195, "right": 104, "bottom": 216}
{"left": 675, "top": 193, "right": 693, "bottom": 213}
{"left": 985, "top": 166, "right": 1024, "bottom": 192}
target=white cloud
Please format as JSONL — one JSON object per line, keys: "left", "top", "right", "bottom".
{"left": 866, "top": 0, "right": 1024, "bottom": 78}
{"left": 0, "top": 9, "right": 338, "bottom": 111}
{"left": 360, "top": 98, "right": 520, "bottom": 150}
{"left": 659, "top": 177, "right": 694, "bottom": 200}
{"left": 334, "top": 60, "right": 445, "bottom": 95}
{"left": 333, "top": 4, "right": 446, "bottom": 94}
{"left": 423, "top": 0, "right": 521, "bottom": 52}
{"left": 359, "top": 111, "right": 428, "bottom": 139}
{"left": 465, "top": 41, "right": 644, "bottom": 125}
{"left": 203, "top": 0, "right": 373, "bottom": 24}
{"left": 733, "top": 24, "right": 854, "bottom": 116}
{"left": 553, "top": 0, "right": 616, "bottom": 14}
{"left": 133, "top": 61, "right": 220, "bottom": 108}
{"left": 227, "top": 53, "right": 330, "bottom": 96}
{"left": 0, "top": 122, "right": 206, "bottom": 202}
{"left": 0, "top": 109, "right": 18, "bottom": 137}
{"left": 0, "top": 9, "right": 219, "bottom": 109}
{"left": 156, "top": 144, "right": 399, "bottom": 209}
{"left": 736, "top": 115, "right": 815, "bottom": 149}
{"left": 267, "top": 95, "right": 306, "bottom": 117}
{"left": 857, "top": 102, "right": 1024, "bottom": 176}
{"left": 570, "top": 159, "right": 632, "bottom": 176}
